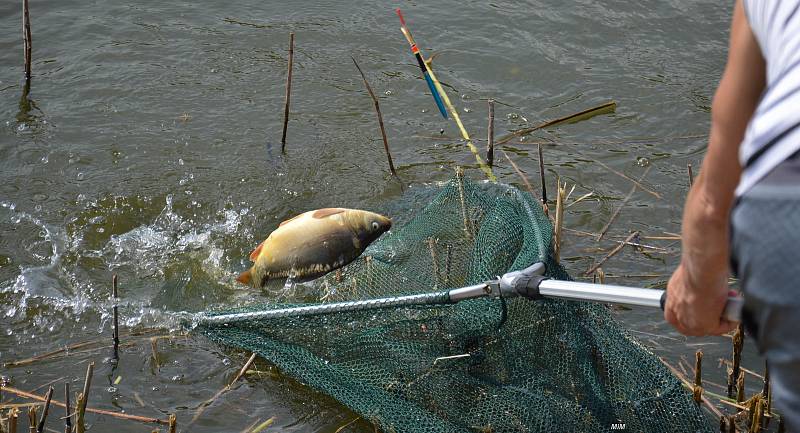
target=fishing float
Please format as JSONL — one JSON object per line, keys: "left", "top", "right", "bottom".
{"left": 396, "top": 9, "right": 496, "bottom": 181}
{"left": 396, "top": 10, "right": 448, "bottom": 119}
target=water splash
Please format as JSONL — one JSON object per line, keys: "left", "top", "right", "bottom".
{"left": 0, "top": 195, "right": 257, "bottom": 344}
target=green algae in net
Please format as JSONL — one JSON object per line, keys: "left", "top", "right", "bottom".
{"left": 198, "top": 176, "right": 713, "bottom": 433}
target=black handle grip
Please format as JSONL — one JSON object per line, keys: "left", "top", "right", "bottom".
{"left": 513, "top": 274, "right": 547, "bottom": 299}
{"left": 660, "top": 291, "right": 667, "bottom": 311}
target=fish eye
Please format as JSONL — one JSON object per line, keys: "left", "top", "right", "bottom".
{"left": 371, "top": 221, "right": 380, "bottom": 230}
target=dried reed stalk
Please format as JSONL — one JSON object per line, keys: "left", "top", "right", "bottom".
{"left": 584, "top": 231, "right": 640, "bottom": 276}
{"left": 486, "top": 99, "right": 494, "bottom": 167}
{"left": 280, "top": 33, "right": 294, "bottom": 151}
{"left": 596, "top": 166, "right": 651, "bottom": 241}
{"left": 352, "top": 57, "right": 396, "bottom": 176}
{"left": 22, "top": 0, "right": 32, "bottom": 80}
{"left": 112, "top": 274, "right": 120, "bottom": 361}
{"left": 553, "top": 181, "right": 566, "bottom": 263}
{"left": 496, "top": 101, "right": 616, "bottom": 145}
{"left": 501, "top": 151, "right": 537, "bottom": 198}
{"left": 693, "top": 350, "right": 703, "bottom": 403}
{"left": 0, "top": 387, "right": 168, "bottom": 426}
{"left": 34, "top": 387, "right": 51, "bottom": 433}
{"left": 190, "top": 353, "right": 259, "bottom": 424}
{"left": 538, "top": 143, "right": 548, "bottom": 215}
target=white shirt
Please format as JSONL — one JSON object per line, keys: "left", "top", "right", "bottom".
{"left": 738, "top": 0, "right": 800, "bottom": 195}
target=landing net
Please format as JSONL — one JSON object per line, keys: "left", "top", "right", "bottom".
{"left": 198, "top": 176, "right": 712, "bottom": 433}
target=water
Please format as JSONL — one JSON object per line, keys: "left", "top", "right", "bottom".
{"left": 0, "top": 1, "right": 764, "bottom": 431}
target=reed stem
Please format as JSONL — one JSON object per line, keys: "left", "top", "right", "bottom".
{"left": 584, "top": 231, "right": 640, "bottom": 277}
{"left": 351, "top": 57, "right": 396, "bottom": 176}
{"left": 63, "top": 384, "right": 70, "bottom": 433}
{"left": 537, "top": 143, "right": 548, "bottom": 215}
{"left": 22, "top": 0, "right": 32, "bottom": 80}
{"left": 486, "top": 99, "right": 494, "bottom": 167}
{"left": 74, "top": 393, "right": 85, "bottom": 433}
{"left": 34, "top": 387, "right": 51, "bottom": 433}
{"left": 455, "top": 167, "right": 472, "bottom": 240}
{"left": 9, "top": 408, "right": 18, "bottom": 433}
{"left": 502, "top": 151, "right": 537, "bottom": 198}
{"left": 553, "top": 181, "right": 566, "bottom": 263}
{"left": 426, "top": 238, "right": 440, "bottom": 286}
{"left": 594, "top": 160, "right": 660, "bottom": 199}
{"left": 0, "top": 386, "right": 168, "bottom": 425}
{"left": 693, "top": 350, "right": 703, "bottom": 403}
{"left": 26, "top": 406, "right": 35, "bottom": 433}
{"left": 496, "top": 101, "right": 616, "bottom": 145}
{"left": 728, "top": 324, "right": 744, "bottom": 398}
{"left": 112, "top": 274, "right": 120, "bottom": 361}
{"left": 190, "top": 353, "right": 259, "bottom": 424}
{"left": 280, "top": 32, "right": 294, "bottom": 151}
{"left": 737, "top": 372, "right": 745, "bottom": 404}
{"left": 79, "top": 363, "right": 93, "bottom": 419}
{"left": 597, "top": 166, "right": 651, "bottom": 241}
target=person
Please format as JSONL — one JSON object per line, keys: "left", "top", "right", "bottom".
{"left": 664, "top": 0, "right": 800, "bottom": 429}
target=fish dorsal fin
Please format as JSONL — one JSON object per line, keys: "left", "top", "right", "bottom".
{"left": 279, "top": 214, "right": 303, "bottom": 227}
{"left": 312, "top": 208, "right": 346, "bottom": 219}
{"left": 249, "top": 241, "right": 265, "bottom": 261}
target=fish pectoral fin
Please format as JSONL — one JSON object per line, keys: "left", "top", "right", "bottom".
{"left": 312, "top": 208, "right": 346, "bottom": 219}
{"left": 249, "top": 240, "right": 265, "bottom": 262}
{"left": 236, "top": 269, "right": 253, "bottom": 286}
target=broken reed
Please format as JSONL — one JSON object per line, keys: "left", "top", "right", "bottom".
{"left": 34, "top": 387, "right": 53, "bottom": 433}
{"left": 455, "top": 167, "right": 473, "bottom": 240}
{"left": 552, "top": 181, "right": 566, "bottom": 263}
{"left": 537, "top": 144, "right": 548, "bottom": 215}
{"left": 486, "top": 99, "right": 494, "bottom": 167}
{"left": 502, "top": 151, "right": 537, "bottom": 198}
{"left": 596, "top": 166, "right": 651, "bottom": 241}
{"left": 75, "top": 362, "right": 94, "bottom": 433}
{"left": 2, "top": 386, "right": 171, "bottom": 426}
{"left": 64, "top": 383, "right": 71, "bottom": 433}
{"left": 495, "top": 100, "right": 616, "bottom": 145}
{"left": 728, "top": 324, "right": 744, "bottom": 398}
{"left": 9, "top": 408, "right": 19, "bottom": 433}
{"left": 22, "top": 0, "right": 32, "bottom": 80}
{"left": 693, "top": 350, "right": 703, "bottom": 403}
{"left": 190, "top": 352, "right": 258, "bottom": 425}
{"left": 112, "top": 274, "right": 120, "bottom": 361}
{"left": 281, "top": 32, "right": 294, "bottom": 151}
{"left": 352, "top": 57, "right": 396, "bottom": 176}
{"left": 27, "top": 406, "right": 36, "bottom": 432}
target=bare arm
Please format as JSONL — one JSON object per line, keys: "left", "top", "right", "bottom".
{"left": 665, "top": 0, "right": 765, "bottom": 336}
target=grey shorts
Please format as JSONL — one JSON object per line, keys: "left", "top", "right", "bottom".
{"left": 731, "top": 157, "right": 800, "bottom": 431}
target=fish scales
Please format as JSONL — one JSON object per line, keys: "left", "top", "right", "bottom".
{"left": 237, "top": 208, "right": 391, "bottom": 287}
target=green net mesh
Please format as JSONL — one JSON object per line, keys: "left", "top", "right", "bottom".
{"left": 198, "top": 176, "right": 713, "bottom": 433}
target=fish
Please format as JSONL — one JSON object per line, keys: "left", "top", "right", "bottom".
{"left": 237, "top": 208, "right": 392, "bottom": 287}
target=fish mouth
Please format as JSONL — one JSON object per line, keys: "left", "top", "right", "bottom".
{"left": 381, "top": 216, "right": 392, "bottom": 230}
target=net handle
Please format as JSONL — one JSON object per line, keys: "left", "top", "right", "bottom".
{"left": 196, "top": 262, "right": 743, "bottom": 326}
{"left": 506, "top": 263, "right": 743, "bottom": 323}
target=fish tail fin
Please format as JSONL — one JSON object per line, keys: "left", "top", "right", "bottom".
{"left": 236, "top": 269, "right": 253, "bottom": 286}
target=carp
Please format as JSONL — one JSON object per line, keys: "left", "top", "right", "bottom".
{"left": 237, "top": 208, "right": 392, "bottom": 287}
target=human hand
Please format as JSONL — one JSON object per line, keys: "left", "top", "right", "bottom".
{"left": 664, "top": 263, "right": 737, "bottom": 336}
